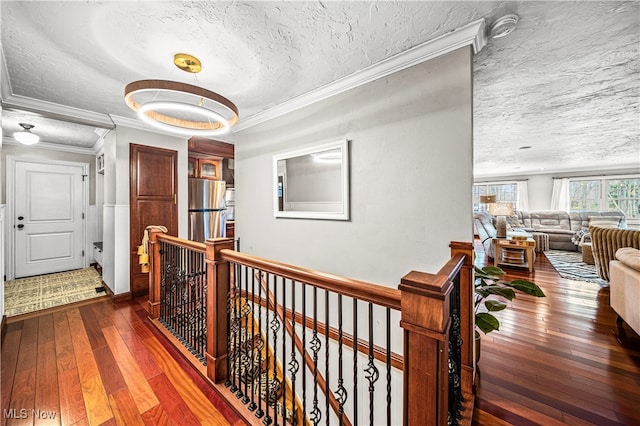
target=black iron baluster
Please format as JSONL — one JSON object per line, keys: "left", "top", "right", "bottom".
{"left": 386, "top": 308, "right": 391, "bottom": 426}
{"left": 353, "top": 299, "right": 358, "bottom": 426}
{"left": 236, "top": 265, "right": 251, "bottom": 404}
{"left": 229, "top": 262, "right": 239, "bottom": 394}
{"left": 266, "top": 274, "right": 280, "bottom": 426}
{"left": 281, "top": 277, "right": 287, "bottom": 426}
{"left": 335, "top": 295, "right": 347, "bottom": 426}
{"left": 263, "top": 272, "right": 272, "bottom": 426}
{"left": 255, "top": 269, "right": 265, "bottom": 419}
{"left": 288, "top": 279, "right": 299, "bottom": 426}
{"left": 448, "top": 274, "right": 463, "bottom": 426}
{"left": 310, "top": 287, "right": 321, "bottom": 426}
{"left": 224, "top": 261, "right": 233, "bottom": 389}
{"left": 248, "top": 267, "right": 258, "bottom": 412}
{"left": 325, "top": 290, "right": 329, "bottom": 426}
{"left": 302, "top": 282, "right": 307, "bottom": 424}
{"left": 365, "top": 303, "right": 379, "bottom": 426}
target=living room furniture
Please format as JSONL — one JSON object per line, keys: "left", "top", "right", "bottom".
{"left": 474, "top": 210, "right": 627, "bottom": 260}
{"left": 610, "top": 247, "right": 640, "bottom": 336}
{"left": 581, "top": 242, "right": 594, "bottom": 265}
{"left": 531, "top": 232, "right": 549, "bottom": 252}
{"left": 589, "top": 226, "right": 640, "bottom": 281}
{"left": 515, "top": 210, "right": 625, "bottom": 251}
{"left": 493, "top": 236, "right": 536, "bottom": 272}
{"left": 489, "top": 202, "right": 513, "bottom": 238}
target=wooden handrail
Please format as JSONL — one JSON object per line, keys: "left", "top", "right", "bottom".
{"left": 156, "top": 233, "right": 206, "bottom": 253}
{"left": 220, "top": 249, "right": 402, "bottom": 311}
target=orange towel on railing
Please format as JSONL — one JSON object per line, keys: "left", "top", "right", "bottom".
{"left": 138, "top": 225, "right": 168, "bottom": 273}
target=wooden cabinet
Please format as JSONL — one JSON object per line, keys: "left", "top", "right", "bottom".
{"left": 198, "top": 158, "right": 221, "bottom": 179}
{"left": 188, "top": 157, "right": 197, "bottom": 178}
{"left": 188, "top": 157, "right": 222, "bottom": 180}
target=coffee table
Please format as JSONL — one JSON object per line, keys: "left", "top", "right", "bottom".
{"left": 493, "top": 236, "right": 536, "bottom": 273}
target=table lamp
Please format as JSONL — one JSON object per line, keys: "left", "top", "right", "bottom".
{"left": 480, "top": 195, "right": 496, "bottom": 204}
{"left": 489, "top": 202, "right": 513, "bottom": 238}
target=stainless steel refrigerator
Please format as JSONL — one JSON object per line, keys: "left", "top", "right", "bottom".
{"left": 188, "top": 178, "right": 226, "bottom": 242}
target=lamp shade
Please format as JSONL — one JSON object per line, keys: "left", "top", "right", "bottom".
{"left": 489, "top": 202, "right": 513, "bottom": 217}
{"left": 480, "top": 195, "right": 496, "bottom": 204}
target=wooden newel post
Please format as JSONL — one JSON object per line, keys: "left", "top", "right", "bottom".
{"left": 449, "top": 241, "right": 475, "bottom": 392}
{"left": 205, "top": 237, "right": 234, "bottom": 383}
{"left": 147, "top": 228, "right": 166, "bottom": 319}
{"left": 399, "top": 271, "right": 452, "bottom": 426}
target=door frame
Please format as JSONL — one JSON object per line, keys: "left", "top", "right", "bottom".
{"left": 5, "top": 156, "right": 89, "bottom": 280}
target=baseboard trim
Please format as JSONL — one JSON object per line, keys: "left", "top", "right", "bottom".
{"left": 113, "top": 291, "right": 132, "bottom": 303}
{"left": 1, "top": 315, "right": 7, "bottom": 347}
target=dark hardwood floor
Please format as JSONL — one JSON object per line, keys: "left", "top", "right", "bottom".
{"left": 1, "top": 298, "right": 245, "bottom": 426}
{"left": 472, "top": 242, "right": 640, "bottom": 425}
{"left": 2, "top": 244, "right": 639, "bottom": 426}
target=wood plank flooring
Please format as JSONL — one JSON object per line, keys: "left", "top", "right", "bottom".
{"left": 472, "top": 243, "right": 640, "bottom": 425}
{"left": 1, "top": 299, "right": 245, "bottom": 426}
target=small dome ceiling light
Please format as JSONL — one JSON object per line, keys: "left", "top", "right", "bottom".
{"left": 489, "top": 14, "right": 519, "bottom": 39}
{"left": 13, "top": 123, "right": 40, "bottom": 145}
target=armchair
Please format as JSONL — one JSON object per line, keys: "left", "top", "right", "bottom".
{"left": 589, "top": 226, "right": 640, "bottom": 281}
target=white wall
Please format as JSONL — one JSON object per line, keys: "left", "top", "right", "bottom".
{"left": 234, "top": 47, "right": 474, "bottom": 287}
{"left": 101, "top": 125, "right": 188, "bottom": 295}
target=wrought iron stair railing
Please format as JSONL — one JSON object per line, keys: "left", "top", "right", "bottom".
{"left": 146, "top": 231, "right": 475, "bottom": 426}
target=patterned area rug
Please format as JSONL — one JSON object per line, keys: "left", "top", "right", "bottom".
{"left": 4, "top": 267, "right": 105, "bottom": 317}
{"left": 543, "top": 250, "right": 608, "bottom": 286}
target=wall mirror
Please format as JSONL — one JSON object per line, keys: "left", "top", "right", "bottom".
{"left": 273, "top": 139, "right": 349, "bottom": 220}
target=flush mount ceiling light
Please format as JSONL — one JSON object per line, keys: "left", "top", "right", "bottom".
{"left": 489, "top": 14, "right": 519, "bottom": 39}
{"left": 13, "top": 123, "right": 40, "bottom": 145}
{"left": 124, "top": 53, "right": 239, "bottom": 136}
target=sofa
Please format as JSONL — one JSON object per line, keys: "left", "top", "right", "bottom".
{"left": 474, "top": 210, "right": 626, "bottom": 259}
{"left": 609, "top": 247, "right": 640, "bottom": 336}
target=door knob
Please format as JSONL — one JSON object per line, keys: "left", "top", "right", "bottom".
{"left": 17, "top": 216, "right": 24, "bottom": 220}
{"left": 17, "top": 224, "right": 24, "bottom": 229}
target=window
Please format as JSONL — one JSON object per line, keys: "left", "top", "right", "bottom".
{"left": 473, "top": 182, "right": 517, "bottom": 212}
{"left": 569, "top": 175, "right": 640, "bottom": 223}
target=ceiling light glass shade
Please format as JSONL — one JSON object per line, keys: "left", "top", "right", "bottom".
{"left": 138, "top": 101, "right": 230, "bottom": 136}
{"left": 14, "top": 131, "right": 39, "bottom": 145}
{"left": 124, "top": 80, "right": 239, "bottom": 136}
{"left": 13, "top": 124, "right": 40, "bottom": 145}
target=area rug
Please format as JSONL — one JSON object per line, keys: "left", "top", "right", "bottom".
{"left": 543, "top": 250, "right": 608, "bottom": 286}
{"left": 4, "top": 267, "right": 106, "bottom": 317}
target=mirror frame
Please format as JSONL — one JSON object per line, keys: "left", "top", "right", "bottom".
{"left": 273, "top": 139, "right": 350, "bottom": 220}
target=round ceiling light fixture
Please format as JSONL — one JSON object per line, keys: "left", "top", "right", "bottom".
{"left": 489, "top": 14, "right": 519, "bottom": 39}
{"left": 13, "top": 123, "right": 40, "bottom": 145}
{"left": 124, "top": 53, "right": 239, "bottom": 136}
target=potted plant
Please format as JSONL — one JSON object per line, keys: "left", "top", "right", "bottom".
{"left": 474, "top": 265, "right": 546, "bottom": 361}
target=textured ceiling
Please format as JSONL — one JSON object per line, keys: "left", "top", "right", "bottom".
{"left": 1, "top": 1, "right": 638, "bottom": 177}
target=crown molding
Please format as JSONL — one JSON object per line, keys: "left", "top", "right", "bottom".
{"left": 2, "top": 137, "right": 96, "bottom": 155}
{"left": 0, "top": 49, "right": 12, "bottom": 103}
{"left": 236, "top": 19, "right": 486, "bottom": 132}
{"left": 2, "top": 93, "right": 115, "bottom": 129}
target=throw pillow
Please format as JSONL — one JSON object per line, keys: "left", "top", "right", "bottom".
{"left": 572, "top": 229, "right": 588, "bottom": 245}
{"left": 588, "top": 215, "right": 622, "bottom": 229}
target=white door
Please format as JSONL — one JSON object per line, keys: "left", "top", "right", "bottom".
{"left": 13, "top": 160, "right": 86, "bottom": 278}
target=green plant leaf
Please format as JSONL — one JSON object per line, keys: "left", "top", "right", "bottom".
{"left": 479, "top": 285, "right": 516, "bottom": 301}
{"left": 475, "top": 265, "right": 505, "bottom": 279}
{"left": 504, "top": 280, "right": 546, "bottom": 297}
{"left": 476, "top": 312, "right": 500, "bottom": 334}
{"left": 484, "top": 300, "right": 507, "bottom": 312}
